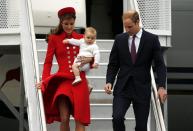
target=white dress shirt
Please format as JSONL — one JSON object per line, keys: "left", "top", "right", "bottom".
{"left": 128, "top": 28, "right": 143, "bottom": 53}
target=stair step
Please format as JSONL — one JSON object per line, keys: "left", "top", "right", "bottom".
{"left": 87, "top": 77, "right": 106, "bottom": 90}
{"left": 37, "top": 50, "right": 111, "bottom": 63}
{"left": 90, "top": 91, "right": 113, "bottom": 104}
{"left": 36, "top": 39, "right": 114, "bottom": 50}
{"left": 90, "top": 104, "right": 134, "bottom": 118}
{"left": 38, "top": 63, "right": 108, "bottom": 76}
{"left": 47, "top": 119, "right": 135, "bottom": 131}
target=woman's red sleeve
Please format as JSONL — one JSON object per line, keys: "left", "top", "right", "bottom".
{"left": 42, "top": 35, "right": 55, "bottom": 80}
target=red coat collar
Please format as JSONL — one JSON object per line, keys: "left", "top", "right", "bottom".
{"left": 61, "top": 31, "right": 79, "bottom": 38}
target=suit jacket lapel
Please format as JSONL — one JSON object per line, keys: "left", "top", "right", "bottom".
{"left": 122, "top": 33, "right": 132, "bottom": 60}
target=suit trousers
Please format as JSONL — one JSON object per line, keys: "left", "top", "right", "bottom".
{"left": 112, "top": 79, "right": 150, "bottom": 131}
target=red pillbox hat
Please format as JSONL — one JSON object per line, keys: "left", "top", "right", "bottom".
{"left": 58, "top": 7, "right": 76, "bottom": 18}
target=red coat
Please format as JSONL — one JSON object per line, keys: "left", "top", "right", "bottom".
{"left": 41, "top": 31, "right": 90, "bottom": 125}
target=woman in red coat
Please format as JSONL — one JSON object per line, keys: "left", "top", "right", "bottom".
{"left": 37, "top": 7, "right": 92, "bottom": 131}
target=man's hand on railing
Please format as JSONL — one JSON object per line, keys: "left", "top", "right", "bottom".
{"left": 157, "top": 87, "right": 167, "bottom": 104}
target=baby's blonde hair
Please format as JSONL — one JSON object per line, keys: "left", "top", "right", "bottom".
{"left": 84, "top": 27, "right": 97, "bottom": 36}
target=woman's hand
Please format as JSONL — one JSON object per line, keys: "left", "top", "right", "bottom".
{"left": 77, "top": 56, "right": 93, "bottom": 66}
{"left": 35, "top": 81, "right": 42, "bottom": 90}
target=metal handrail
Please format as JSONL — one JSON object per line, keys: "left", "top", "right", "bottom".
{"left": 151, "top": 67, "right": 166, "bottom": 131}
{"left": 25, "top": 0, "right": 47, "bottom": 130}
{"left": 151, "top": 90, "right": 162, "bottom": 130}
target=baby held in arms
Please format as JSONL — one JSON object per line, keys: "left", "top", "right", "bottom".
{"left": 63, "top": 27, "right": 100, "bottom": 87}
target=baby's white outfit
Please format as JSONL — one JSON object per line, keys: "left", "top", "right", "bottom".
{"left": 67, "top": 38, "right": 100, "bottom": 85}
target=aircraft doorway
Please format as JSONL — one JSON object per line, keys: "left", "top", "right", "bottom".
{"left": 86, "top": 0, "right": 123, "bottom": 39}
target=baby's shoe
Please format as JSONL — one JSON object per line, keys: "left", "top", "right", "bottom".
{"left": 72, "top": 77, "right": 82, "bottom": 85}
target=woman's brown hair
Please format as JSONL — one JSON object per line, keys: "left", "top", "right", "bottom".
{"left": 46, "top": 13, "right": 76, "bottom": 42}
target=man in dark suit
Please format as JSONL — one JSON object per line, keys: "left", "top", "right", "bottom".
{"left": 104, "top": 10, "right": 167, "bottom": 131}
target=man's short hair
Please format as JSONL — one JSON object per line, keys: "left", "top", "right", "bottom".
{"left": 122, "top": 10, "right": 139, "bottom": 23}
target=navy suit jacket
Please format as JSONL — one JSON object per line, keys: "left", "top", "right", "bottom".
{"left": 106, "top": 29, "right": 166, "bottom": 99}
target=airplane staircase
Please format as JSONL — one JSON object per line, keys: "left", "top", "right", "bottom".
{"left": 0, "top": 0, "right": 171, "bottom": 131}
